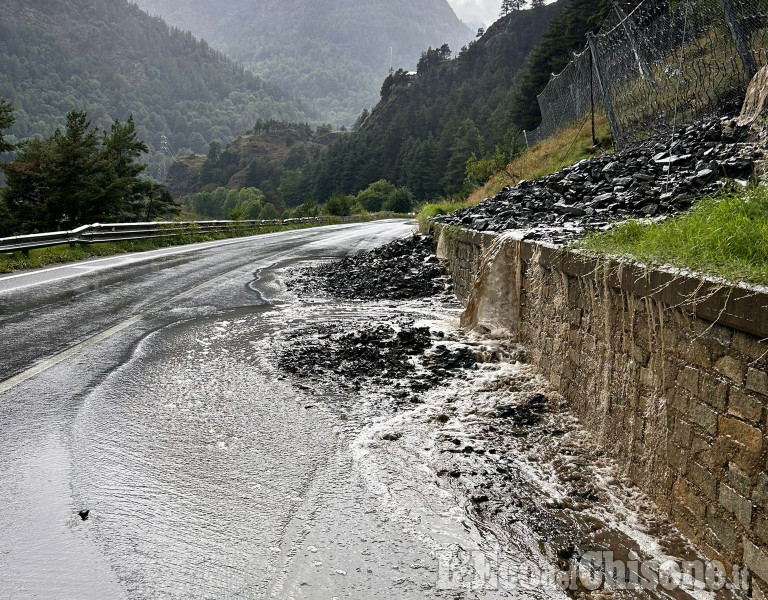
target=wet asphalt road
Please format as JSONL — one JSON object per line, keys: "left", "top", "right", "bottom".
{"left": 0, "top": 220, "right": 747, "bottom": 600}
{"left": 0, "top": 220, "right": 433, "bottom": 599}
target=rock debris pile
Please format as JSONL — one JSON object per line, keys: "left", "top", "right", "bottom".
{"left": 288, "top": 234, "right": 447, "bottom": 300}
{"left": 277, "top": 320, "right": 477, "bottom": 399}
{"left": 436, "top": 116, "right": 763, "bottom": 243}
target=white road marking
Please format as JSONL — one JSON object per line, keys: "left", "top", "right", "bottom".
{"left": 0, "top": 222, "right": 366, "bottom": 286}
{"left": 0, "top": 265, "right": 250, "bottom": 394}
{"left": 0, "top": 220, "right": 411, "bottom": 394}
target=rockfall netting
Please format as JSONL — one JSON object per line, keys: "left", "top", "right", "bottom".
{"left": 523, "top": 0, "right": 768, "bottom": 148}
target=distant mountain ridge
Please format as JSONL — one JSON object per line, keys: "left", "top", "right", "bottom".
{"left": 134, "top": 0, "right": 475, "bottom": 124}
{"left": 0, "top": 0, "right": 309, "bottom": 178}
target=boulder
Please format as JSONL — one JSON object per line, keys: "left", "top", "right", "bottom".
{"left": 738, "top": 65, "right": 768, "bottom": 127}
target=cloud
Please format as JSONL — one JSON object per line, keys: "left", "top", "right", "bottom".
{"left": 447, "top": 0, "right": 501, "bottom": 27}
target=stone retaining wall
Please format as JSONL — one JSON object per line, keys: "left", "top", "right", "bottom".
{"left": 429, "top": 221, "right": 768, "bottom": 596}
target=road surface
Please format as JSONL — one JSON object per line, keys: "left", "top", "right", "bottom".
{"left": 0, "top": 220, "right": 464, "bottom": 600}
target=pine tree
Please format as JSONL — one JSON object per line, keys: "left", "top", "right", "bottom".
{"left": 0, "top": 99, "right": 15, "bottom": 154}
{"left": 0, "top": 110, "right": 177, "bottom": 233}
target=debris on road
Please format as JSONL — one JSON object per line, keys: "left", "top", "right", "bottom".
{"left": 277, "top": 318, "right": 478, "bottom": 400}
{"left": 288, "top": 234, "right": 448, "bottom": 300}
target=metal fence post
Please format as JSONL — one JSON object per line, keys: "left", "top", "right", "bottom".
{"left": 614, "top": 2, "right": 657, "bottom": 87}
{"left": 587, "top": 33, "right": 622, "bottom": 149}
{"left": 523, "top": 130, "right": 530, "bottom": 148}
{"left": 720, "top": 0, "right": 757, "bottom": 80}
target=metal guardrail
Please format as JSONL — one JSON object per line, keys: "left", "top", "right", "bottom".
{"left": 0, "top": 217, "right": 356, "bottom": 254}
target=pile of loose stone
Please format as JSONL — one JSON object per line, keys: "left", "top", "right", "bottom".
{"left": 277, "top": 320, "right": 477, "bottom": 397}
{"left": 436, "top": 116, "right": 763, "bottom": 243}
{"left": 288, "top": 234, "right": 447, "bottom": 300}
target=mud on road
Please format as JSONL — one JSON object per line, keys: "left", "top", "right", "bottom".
{"left": 275, "top": 235, "right": 748, "bottom": 599}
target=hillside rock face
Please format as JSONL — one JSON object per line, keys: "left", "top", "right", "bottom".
{"left": 133, "top": 0, "right": 474, "bottom": 124}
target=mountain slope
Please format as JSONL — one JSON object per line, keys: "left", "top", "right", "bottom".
{"left": 134, "top": 0, "right": 475, "bottom": 124}
{"left": 163, "top": 3, "right": 562, "bottom": 208}
{"left": 0, "top": 0, "right": 309, "bottom": 178}
{"left": 301, "top": 2, "right": 563, "bottom": 201}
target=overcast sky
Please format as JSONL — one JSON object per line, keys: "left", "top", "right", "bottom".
{"left": 447, "top": 0, "right": 501, "bottom": 27}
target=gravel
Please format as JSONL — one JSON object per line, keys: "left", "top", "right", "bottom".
{"left": 435, "top": 116, "right": 764, "bottom": 244}
{"left": 288, "top": 234, "right": 447, "bottom": 300}
{"left": 277, "top": 319, "right": 478, "bottom": 398}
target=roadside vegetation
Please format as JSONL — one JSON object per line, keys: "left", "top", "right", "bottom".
{"left": 578, "top": 184, "right": 768, "bottom": 286}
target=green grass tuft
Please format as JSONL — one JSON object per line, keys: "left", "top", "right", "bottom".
{"left": 578, "top": 185, "right": 768, "bottom": 286}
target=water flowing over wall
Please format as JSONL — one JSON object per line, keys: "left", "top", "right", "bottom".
{"left": 429, "top": 222, "right": 768, "bottom": 596}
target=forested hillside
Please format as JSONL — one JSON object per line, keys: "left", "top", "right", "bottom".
{"left": 508, "top": 0, "right": 609, "bottom": 131}
{"left": 0, "top": 0, "right": 309, "bottom": 180}
{"left": 298, "top": 2, "right": 563, "bottom": 202}
{"left": 134, "top": 0, "right": 475, "bottom": 125}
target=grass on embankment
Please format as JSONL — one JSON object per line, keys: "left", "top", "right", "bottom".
{"left": 417, "top": 116, "right": 613, "bottom": 227}
{"left": 0, "top": 221, "right": 342, "bottom": 274}
{"left": 578, "top": 185, "right": 768, "bottom": 286}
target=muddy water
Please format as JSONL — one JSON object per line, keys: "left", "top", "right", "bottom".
{"left": 0, "top": 253, "right": 749, "bottom": 598}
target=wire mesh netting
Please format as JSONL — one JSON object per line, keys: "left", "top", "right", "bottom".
{"left": 523, "top": 0, "right": 768, "bottom": 149}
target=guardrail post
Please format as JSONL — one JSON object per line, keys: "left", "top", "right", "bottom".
{"left": 720, "top": 0, "right": 757, "bottom": 80}
{"left": 587, "top": 33, "right": 622, "bottom": 149}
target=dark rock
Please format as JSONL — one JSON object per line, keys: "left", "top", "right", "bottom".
{"left": 433, "top": 115, "right": 757, "bottom": 243}
{"left": 288, "top": 234, "right": 446, "bottom": 300}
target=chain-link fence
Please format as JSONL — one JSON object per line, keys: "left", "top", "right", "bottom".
{"left": 522, "top": 0, "right": 768, "bottom": 149}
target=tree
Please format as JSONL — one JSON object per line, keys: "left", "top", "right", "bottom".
{"left": 324, "top": 193, "right": 353, "bottom": 216}
{"left": 0, "top": 110, "right": 177, "bottom": 233}
{"left": 382, "top": 187, "right": 414, "bottom": 213}
{"left": 295, "top": 198, "right": 319, "bottom": 217}
{"left": 0, "top": 99, "right": 16, "bottom": 154}
{"left": 355, "top": 179, "right": 397, "bottom": 212}
{"left": 258, "top": 203, "right": 279, "bottom": 220}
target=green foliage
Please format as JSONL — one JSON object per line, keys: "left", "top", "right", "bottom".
{"left": 351, "top": 180, "right": 414, "bottom": 214}
{"left": 578, "top": 185, "right": 768, "bottom": 285}
{"left": 465, "top": 145, "right": 512, "bottom": 187}
{"left": 294, "top": 198, "right": 320, "bottom": 218}
{"left": 258, "top": 203, "right": 279, "bottom": 220}
{"left": 188, "top": 186, "right": 264, "bottom": 220}
{"left": 299, "top": 4, "right": 560, "bottom": 203}
{"left": 134, "top": 0, "right": 474, "bottom": 125}
{"left": 0, "top": 0, "right": 307, "bottom": 182}
{"left": 382, "top": 187, "right": 415, "bottom": 213}
{"left": 0, "top": 110, "right": 178, "bottom": 234}
{"left": 323, "top": 193, "right": 354, "bottom": 216}
{"left": 355, "top": 180, "right": 397, "bottom": 212}
{"left": 508, "top": 0, "right": 609, "bottom": 131}
{"left": 0, "top": 98, "right": 15, "bottom": 154}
